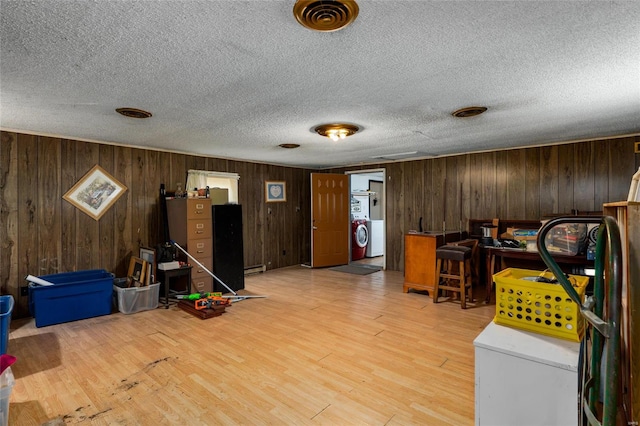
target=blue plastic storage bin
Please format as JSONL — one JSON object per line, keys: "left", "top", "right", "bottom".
{"left": 29, "top": 269, "right": 113, "bottom": 328}
{"left": 0, "top": 296, "right": 13, "bottom": 355}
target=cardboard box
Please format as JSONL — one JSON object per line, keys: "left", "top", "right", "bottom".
{"left": 209, "top": 188, "right": 228, "bottom": 205}
{"left": 29, "top": 269, "right": 113, "bottom": 327}
{"left": 501, "top": 227, "right": 539, "bottom": 251}
{"left": 505, "top": 227, "right": 539, "bottom": 241}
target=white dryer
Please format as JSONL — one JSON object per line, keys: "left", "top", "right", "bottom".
{"left": 366, "top": 220, "right": 384, "bottom": 257}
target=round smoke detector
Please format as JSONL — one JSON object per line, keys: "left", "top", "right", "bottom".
{"left": 293, "top": 0, "right": 359, "bottom": 32}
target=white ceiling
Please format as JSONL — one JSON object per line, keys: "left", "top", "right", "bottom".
{"left": 1, "top": 1, "right": 639, "bottom": 169}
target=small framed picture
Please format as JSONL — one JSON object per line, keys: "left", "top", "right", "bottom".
{"left": 139, "top": 247, "right": 156, "bottom": 285}
{"left": 265, "top": 181, "right": 286, "bottom": 202}
{"left": 127, "top": 256, "right": 147, "bottom": 287}
{"left": 63, "top": 165, "right": 127, "bottom": 220}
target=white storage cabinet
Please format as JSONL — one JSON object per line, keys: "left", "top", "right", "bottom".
{"left": 474, "top": 322, "right": 579, "bottom": 426}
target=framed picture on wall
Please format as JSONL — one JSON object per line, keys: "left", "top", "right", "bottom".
{"left": 63, "top": 165, "right": 127, "bottom": 220}
{"left": 265, "top": 181, "right": 286, "bottom": 202}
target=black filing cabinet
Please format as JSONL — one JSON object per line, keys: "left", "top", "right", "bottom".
{"left": 212, "top": 204, "right": 245, "bottom": 293}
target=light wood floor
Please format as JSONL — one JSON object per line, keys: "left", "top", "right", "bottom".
{"left": 8, "top": 266, "right": 495, "bottom": 425}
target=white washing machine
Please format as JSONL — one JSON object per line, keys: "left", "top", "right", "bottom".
{"left": 366, "top": 220, "right": 384, "bottom": 257}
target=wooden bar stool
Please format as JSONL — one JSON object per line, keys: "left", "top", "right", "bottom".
{"left": 448, "top": 239, "right": 480, "bottom": 289}
{"left": 434, "top": 245, "right": 473, "bottom": 309}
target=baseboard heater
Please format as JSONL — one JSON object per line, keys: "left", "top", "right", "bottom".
{"left": 244, "top": 264, "right": 266, "bottom": 276}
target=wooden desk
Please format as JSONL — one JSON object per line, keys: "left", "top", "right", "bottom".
{"left": 484, "top": 247, "right": 592, "bottom": 303}
{"left": 403, "top": 232, "right": 464, "bottom": 298}
{"left": 157, "top": 266, "right": 192, "bottom": 309}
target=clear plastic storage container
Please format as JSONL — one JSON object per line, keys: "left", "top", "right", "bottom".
{"left": 0, "top": 359, "right": 15, "bottom": 426}
{"left": 543, "top": 223, "right": 588, "bottom": 255}
{"left": 113, "top": 283, "right": 160, "bottom": 314}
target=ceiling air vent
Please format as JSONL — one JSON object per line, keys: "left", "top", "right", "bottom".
{"left": 452, "top": 106, "right": 487, "bottom": 118}
{"left": 293, "top": 0, "right": 359, "bottom": 32}
{"left": 116, "top": 108, "right": 152, "bottom": 119}
{"left": 371, "top": 151, "right": 430, "bottom": 161}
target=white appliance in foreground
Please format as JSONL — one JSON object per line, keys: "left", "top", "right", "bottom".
{"left": 474, "top": 322, "right": 579, "bottom": 426}
{"left": 366, "top": 220, "right": 384, "bottom": 257}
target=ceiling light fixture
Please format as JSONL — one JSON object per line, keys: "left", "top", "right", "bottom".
{"left": 279, "top": 143, "right": 300, "bottom": 149}
{"left": 452, "top": 106, "right": 487, "bottom": 118}
{"left": 115, "top": 107, "right": 152, "bottom": 119}
{"left": 293, "top": 0, "right": 359, "bottom": 32}
{"left": 314, "top": 123, "right": 360, "bottom": 142}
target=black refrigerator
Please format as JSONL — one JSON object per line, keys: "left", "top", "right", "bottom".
{"left": 211, "top": 204, "right": 245, "bottom": 293}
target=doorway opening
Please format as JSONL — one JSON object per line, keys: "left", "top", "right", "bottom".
{"left": 347, "top": 169, "right": 385, "bottom": 269}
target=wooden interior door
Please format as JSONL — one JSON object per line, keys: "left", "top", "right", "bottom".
{"left": 311, "top": 173, "right": 349, "bottom": 268}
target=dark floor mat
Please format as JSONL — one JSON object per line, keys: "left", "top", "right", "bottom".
{"left": 328, "top": 265, "right": 382, "bottom": 275}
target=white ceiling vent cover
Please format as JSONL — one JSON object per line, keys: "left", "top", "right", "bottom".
{"left": 371, "top": 151, "right": 430, "bottom": 161}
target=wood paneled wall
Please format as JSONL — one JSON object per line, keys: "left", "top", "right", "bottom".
{"left": 331, "top": 136, "right": 640, "bottom": 271}
{"left": 1, "top": 132, "right": 311, "bottom": 318}
{"left": 2, "top": 131, "right": 638, "bottom": 318}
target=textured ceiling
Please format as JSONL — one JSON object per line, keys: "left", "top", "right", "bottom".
{"left": 1, "top": 1, "right": 639, "bottom": 169}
